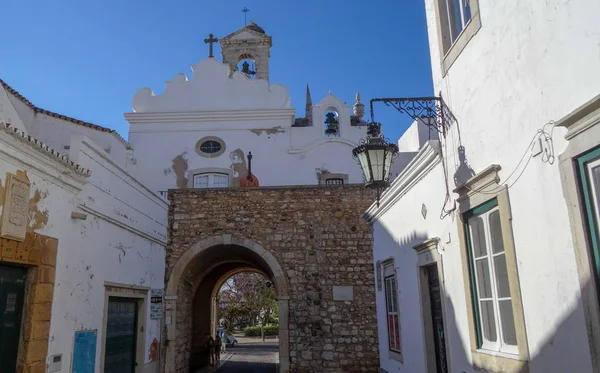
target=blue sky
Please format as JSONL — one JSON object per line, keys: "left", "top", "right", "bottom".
{"left": 1, "top": 0, "right": 433, "bottom": 143}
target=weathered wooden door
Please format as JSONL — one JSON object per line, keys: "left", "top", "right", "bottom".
{"left": 427, "top": 265, "right": 448, "bottom": 373}
{"left": 104, "top": 297, "right": 138, "bottom": 373}
{"left": 0, "top": 264, "right": 27, "bottom": 373}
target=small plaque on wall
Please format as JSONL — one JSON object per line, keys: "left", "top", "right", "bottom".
{"left": 333, "top": 286, "right": 354, "bottom": 301}
{"left": 0, "top": 172, "right": 31, "bottom": 241}
{"left": 150, "top": 288, "right": 164, "bottom": 319}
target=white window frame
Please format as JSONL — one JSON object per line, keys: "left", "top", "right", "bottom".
{"left": 586, "top": 158, "right": 600, "bottom": 231}
{"left": 466, "top": 203, "right": 518, "bottom": 355}
{"left": 193, "top": 173, "right": 229, "bottom": 189}
{"left": 434, "top": 0, "right": 481, "bottom": 75}
{"left": 455, "top": 165, "right": 529, "bottom": 372}
{"left": 383, "top": 262, "right": 402, "bottom": 357}
{"left": 443, "top": 0, "right": 472, "bottom": 45}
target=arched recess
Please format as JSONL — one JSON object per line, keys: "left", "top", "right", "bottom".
{"left": 163, "top": 234, "right": 290, "bottom": 373}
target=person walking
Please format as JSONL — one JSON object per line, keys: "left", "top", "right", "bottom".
{"left": 221, "top": 332, "right": 228, "bottom": 353}
{"left": 207, "top": 336, "right": 215, "bottom": 366}
{"left": 214, "top": 334, "right": 222, "bottom": 364}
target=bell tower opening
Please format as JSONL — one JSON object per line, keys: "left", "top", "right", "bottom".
{"left": 237, "top": 54, "right": 257, "bottom": 80}
{"left": 220, "top": 21, "right": 272, "bottom": 80}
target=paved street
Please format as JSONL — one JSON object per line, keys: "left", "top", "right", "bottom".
{"left": 195, "top": 337, "right": 278, "bottom": 373}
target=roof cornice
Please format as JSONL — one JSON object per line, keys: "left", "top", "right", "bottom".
{"left": 124, "top": 109, "right": 296, "bottom": 125}
{"left": 364, "top": 140, "right": 442, "bottom": 223}
{"left": 0, "top": 123, "right": 89, "bottom": 193}
{"left": 0, "top": 78, "right": 131, "bottom": 149}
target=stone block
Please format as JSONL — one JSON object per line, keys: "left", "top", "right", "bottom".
{"left": 30, "top": 283, "right": 54, "bottom": 303}
{"left": 24, "top": 340, "right": 48, "bottom": 364}
{"left": 30, "top": 302, "right": 52, "bottom": 322}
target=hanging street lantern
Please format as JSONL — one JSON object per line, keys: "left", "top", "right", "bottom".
{"left": 353, "top": 96, "right": 454, "bottom": 206}
{"left": 352, "top": 122, "right": 398, "bottom": 191}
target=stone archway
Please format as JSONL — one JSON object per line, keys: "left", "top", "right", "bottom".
{"left": 163, "top": 234, "right": 290, "bottom": 373}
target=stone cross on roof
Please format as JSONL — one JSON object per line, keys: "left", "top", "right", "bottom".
{"left": 204, "top": 33, "right": 219, "bottom": 58}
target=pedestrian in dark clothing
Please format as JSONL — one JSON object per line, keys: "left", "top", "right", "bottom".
{"left": 207, "top": 336, "right": 215, "bottom": 365}
{"left": 214, "top": 334, "right": 222, "bottom": 363}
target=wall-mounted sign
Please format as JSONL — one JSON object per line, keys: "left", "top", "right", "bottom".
{"left": 72, "top": 330, "right": 97, "bottom": 373}
{"left": 150, "top": 289, "right": 163, "bottom": 319}
{"left": 0, "top": 172, "right": 31, "bottom": 241}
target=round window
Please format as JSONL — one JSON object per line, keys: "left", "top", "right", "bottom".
{"left": 200, "top": 141, "right": 221, "bottom": 154}
{"left": 195, "top": 137, "right": 226, "bottom": 158}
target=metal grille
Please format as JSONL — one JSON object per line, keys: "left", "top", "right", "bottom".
{"left": 326, "top": 178, "right": 344, "bottom": 185}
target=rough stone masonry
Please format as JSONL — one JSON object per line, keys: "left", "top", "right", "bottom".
{"left": 167, "top": 185, "right": 379, "bottom": 373}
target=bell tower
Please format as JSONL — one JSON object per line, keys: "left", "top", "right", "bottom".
{"left": 219, "top": 21, "right": 272, "bottom": 81}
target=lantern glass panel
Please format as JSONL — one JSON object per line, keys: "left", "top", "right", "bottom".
{"left": 368, "top": 148, "right": 387, "bottom": 182}
{"left": 357, "top": 151, "right": 371, "bottom": 182}
{"left": 383, "top": 149, "right": 394, "bottom": 182}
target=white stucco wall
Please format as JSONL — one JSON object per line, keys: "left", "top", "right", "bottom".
{"left": 126, "top": 57, "right": 369, "bottom": 192}
{"left": 0, "top": 128, "right": 167, "bottom": 373}
{"left": 372, "top": 152, "right": 468, "bottom": 373}
{"left": 372, "top": 0, "right": 600, "bottom": 372}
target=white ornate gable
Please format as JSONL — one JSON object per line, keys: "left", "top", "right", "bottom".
{"left": 131, "top": 58, "right": 291, "bottom": 113}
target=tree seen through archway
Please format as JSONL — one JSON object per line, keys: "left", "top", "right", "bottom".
{"left": 218, "top": 272, "right": 278, "bottom": 339}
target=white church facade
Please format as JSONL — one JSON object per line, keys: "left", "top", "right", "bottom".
{"left": 369, "top": 0, "right": 600, "bottom": 373}
{"left": 0, "top": 21, "right": 374, "bottom": 373}
{"left": 126, "top": 22, "right": 369, "bottom": 195}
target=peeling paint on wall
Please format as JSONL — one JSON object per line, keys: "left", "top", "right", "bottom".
{"left": 172, "top": 153, "right": 188, "bottom": 188}
{"left": 250, "top": 126, "right": 285, "bottom": 136}
{"left": 28, "top": 189, "right": 49, "bottom": 232}
{"left": 149, "top": 338, "right": 160, "bottom": 361}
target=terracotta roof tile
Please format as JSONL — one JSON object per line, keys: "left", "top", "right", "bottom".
{"left": 1, "top": 121, "right": 91, "bottom": 177}
{"left": 0, "top": 78, "right": 131, "bottom": 149}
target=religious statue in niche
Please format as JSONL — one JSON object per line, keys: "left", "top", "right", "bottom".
{"left": 230, "top": 149, "right": 260, "bottom": 188}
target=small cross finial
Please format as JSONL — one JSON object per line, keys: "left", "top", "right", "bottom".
{"left": 203, "top": 33, "right": 219, "bottom": 58}
{"left": 242, "top": 6, "right": 250, "bottom": 25}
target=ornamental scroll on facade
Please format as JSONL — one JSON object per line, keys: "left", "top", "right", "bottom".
{"left": 1, "top": 172, "right": 31, "bottom": 241}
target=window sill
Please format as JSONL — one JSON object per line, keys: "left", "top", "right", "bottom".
{"left": 441, "top": 11, "right": 482, "bottom": 76}
{"left": 471, "top": 349, "right": 528, "bottom": 373}
{"left": 388, "top": 349, "right": 403, "bottom": 363}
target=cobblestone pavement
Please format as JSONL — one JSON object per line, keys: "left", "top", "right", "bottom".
{"left": 195, "top": 337, "right": 278, "bottom": 373}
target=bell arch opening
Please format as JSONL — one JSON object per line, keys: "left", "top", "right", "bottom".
{"left": 164, "top": 235, "right": 290, "bottom": 373}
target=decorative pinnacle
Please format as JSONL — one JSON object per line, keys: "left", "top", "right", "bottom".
{"left": 353, "top": 92, "right": 365, "bottom": 118}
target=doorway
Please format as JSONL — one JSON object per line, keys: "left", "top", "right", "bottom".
{"left": 0, "top": 264, "right": 27, "bottom": 373}
{"left": 104, "top": 297, "right": 138, "bottom": 373}
{"left": 425, "top": 265, "right": 448, "bottom": 373}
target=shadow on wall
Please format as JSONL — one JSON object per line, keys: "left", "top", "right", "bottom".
{"left": 439, "top": 284, "right": 592, "bottom": 373}
{"left": 453, "top": 145, "right": 476, "bottom": 188}
{"left": 376, "top": 219, "right": 593, "bottom": 373}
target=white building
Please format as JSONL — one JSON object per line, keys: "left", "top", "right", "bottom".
{"left": 126, "top": 22, "right": 368, "bottom": 194}
{"left": 369, "top": 1, "right": 600, "bottom": 373}
{"left": 0, "top": 20, "right": 371, "bottom": 373}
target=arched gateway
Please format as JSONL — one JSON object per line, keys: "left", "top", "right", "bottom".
{"left": 164, "top": 234, "right": 291, "bottom": 373}
{"left": 163, "top": 186, "right": 379, "bottom": 373}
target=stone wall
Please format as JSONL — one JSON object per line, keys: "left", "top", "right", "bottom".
{"left": 167, "top": 185, "right": 379, "bottom": 373}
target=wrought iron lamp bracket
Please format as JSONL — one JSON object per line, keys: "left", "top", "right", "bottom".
{"left": 369, "top": 96, "right": 455, "bottom": 137}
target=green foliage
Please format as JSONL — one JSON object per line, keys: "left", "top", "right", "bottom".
{"left": 243, "top": 324, "right": 279, "bottom": 337}
{"left": 218, "top": 273, "right": 278, "bottom": 330}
